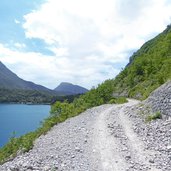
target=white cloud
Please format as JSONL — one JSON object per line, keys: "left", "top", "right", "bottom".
{"left": 14, "top": 43, "right": 26, "bottom": 49}
{"left": 0, "top": 44, "right": 118, "bottom": 89}
{"left": 23, "top": 0, "right": 171, "bottom": 48}
{"left": 14, "top": 19, "right": 20, "bottom": 24}
{"left": 1, "top": 0, "right": 171, "bottom": 89}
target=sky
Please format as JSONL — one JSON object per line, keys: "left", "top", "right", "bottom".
{"left": 0, "top": 0, "right": 171, "bottom": 89}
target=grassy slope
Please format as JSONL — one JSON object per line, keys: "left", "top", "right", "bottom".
{"left": 112, "top": 25, "right": 171, "bottom": 99}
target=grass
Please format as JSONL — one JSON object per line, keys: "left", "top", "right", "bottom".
{"left": 145, "top": 111, "right": 162, "bottom": 122}
{"left": 109, "top": 97, "right": 128, "bottom": 104}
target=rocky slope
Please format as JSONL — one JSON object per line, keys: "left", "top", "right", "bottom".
{"left": 1, "top": 99, "right": 171, "bottom": 171}
{"left": 130, "top": 103, "right": 171, "bottom": 171}
{"left": 147, "top": 81, "right": 171, "bottom": 116}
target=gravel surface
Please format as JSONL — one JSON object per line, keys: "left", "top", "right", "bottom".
{"left": 0, "top": 99, "right": 170, "bottom": 171}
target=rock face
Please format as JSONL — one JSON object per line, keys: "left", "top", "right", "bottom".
{"left": 147, "top": 81, "right": 171, "bottom": 116}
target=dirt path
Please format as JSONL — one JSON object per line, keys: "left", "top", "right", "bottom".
{"left": 0, "top": 99, "right": 162, "bottom": 171}
{"left": 93, "top": 99, "right": 161, "bottom": 171}
{"left": 94, "top": 106, "right": 128, "bottom": 171}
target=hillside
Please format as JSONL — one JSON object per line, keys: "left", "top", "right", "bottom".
{"left": 54, "top": 82, "right": 88, "bottom": 95}
{"left": 0, "top": 62, "right": 53, "bottom": 92}
{"left": 0, "top": 62, "right": 80, "bottom": 103}
{"left": 0, "top": 62, "right": 57, "bottom": 103}
{"left": 111, "top": 25, "right": 171, "bottom": 99}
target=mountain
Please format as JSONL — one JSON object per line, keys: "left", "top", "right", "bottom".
{"left": 0, "top": 61, "right": 52, "bottom": 92}
{"left": 110, "top": 24, "right": 171, "bottom": 100}
{"left": 0, "top": 62, "right": 58, "bottom": 103}
{"left": 0, "top": 62, "right": 83, "bottom": 103}
{"left": 54, "top": 82, "right": 88, "bottom": 95}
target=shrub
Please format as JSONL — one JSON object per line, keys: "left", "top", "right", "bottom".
{"left": 109, "top": 98, "right": 116, "bottom": 104}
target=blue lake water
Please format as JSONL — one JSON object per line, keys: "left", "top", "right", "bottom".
{"left": 0, "top": 104, "right": 50, "bottom": 147}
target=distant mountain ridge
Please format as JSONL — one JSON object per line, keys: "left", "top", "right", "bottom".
{"left": 54, "top": 82, "right": 88, "bottom": 95}
{"left": 0, "top": 61, "right": 52, "bottom": 92}
{"left": 0, "top": 62, "right": 88, "bottom": 103}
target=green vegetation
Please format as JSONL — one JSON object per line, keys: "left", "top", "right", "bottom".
{"left": 0, "top": 88, "right": 80, "bottom": 104}
{"left": 0, "top": 88, "right": 54, "bottom": 104}
{"left": 109, "top": 97, "right": 128, "bottom": 104}
{"left": 0, "top": 117, "right": 59, "bottom": 163}
{"left": 145, "top": 111, "right": 162, "bottom": 122}
{"left": 111, "top": 25, "right": 171, "bottom": 100}
{"left": 0, "top": 80, "right": 115, "bottom": 164}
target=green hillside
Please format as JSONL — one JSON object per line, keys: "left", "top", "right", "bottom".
{"left": 112, "top": 25, "right": 171, "bottom": 99}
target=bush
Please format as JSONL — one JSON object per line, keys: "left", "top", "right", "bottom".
{"left": 109, "top": 98, "right": 116, "bottom": 104}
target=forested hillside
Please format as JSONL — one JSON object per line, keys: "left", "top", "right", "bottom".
{"left": 0, "top": 62, "right": 85, "bottom": 103}
{"left": 112, "top": 25, "right": 171, "bottom": 99}
{"left": 0, "top": 62, "right": 53, "bottom": 92}
{"left": 0, "top": 88, "right": 81, "bottom": 104}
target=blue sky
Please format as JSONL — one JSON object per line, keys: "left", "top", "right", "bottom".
{"left": 0, "top": 0, "right": 53, "bottom": 55}
{"left": 1, "top": 0, "right": 171, "bottom": 89}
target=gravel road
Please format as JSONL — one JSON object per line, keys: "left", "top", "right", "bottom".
{"left": 0, "top": 99, "right": 169, "bottom": 171}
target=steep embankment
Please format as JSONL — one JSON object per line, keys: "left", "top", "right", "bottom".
{"left": 111, "top": 25, "right": 171, "bottom": 99}
{"left": 1, "top": 99, "right": 170, "bottom": 171}
{"left": 147, "top": 81, "right": 171, "bottom": 116}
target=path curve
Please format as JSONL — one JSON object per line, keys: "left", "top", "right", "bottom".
{"left": 93, "top": 99, "right": 161, "bottom": 171}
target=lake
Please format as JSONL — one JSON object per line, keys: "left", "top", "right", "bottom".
{"left": 0, "top": 104, "right": 50, "bottom": 147}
